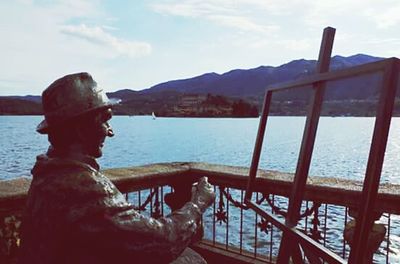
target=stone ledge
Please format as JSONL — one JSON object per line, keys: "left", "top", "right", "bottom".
{"left": 1, "top": 162, "right": 400, "bottom": 215}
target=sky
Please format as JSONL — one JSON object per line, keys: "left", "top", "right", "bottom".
{"left": 0, "top": 0, "right": 399, "bottom": 96}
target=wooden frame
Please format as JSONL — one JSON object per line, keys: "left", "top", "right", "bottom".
{"left": 244, "top": 26, "right": 400, "bottom": 263}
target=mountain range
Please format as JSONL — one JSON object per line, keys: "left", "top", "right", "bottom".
{"left": 2, "top": 54, "right": 399, "bottom": 116}
{"left": 108, "top": 54, "right": 384, "bottom": 100}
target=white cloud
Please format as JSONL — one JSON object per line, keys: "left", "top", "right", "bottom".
{"left": 0, "top": 1, "right": 152, "bottom": 95}
{"left": 291, "top": 0, "right": 400, "bottom": 30}
{"left": 153, "top": 0, "right": 400, "bottom": 32}
{"left": 152, "top": 0, "right": 233, "bottom": 18}
{"left": 280, "top": 39, "right": 312, "bottom": 51}
{"left": 364, "top": 3, "right": 400, "bottom": 29}
{"left": 1, "top": 0, "right": 400, "bottom": 96}
{"left": 60, "top": 24, "right": 151, "bottom": 58}
{"left": 208, "top": 15, "right": 279, "bottom": 33}
{"left": 152, "top": 0, "right": 279, "bottom": 34}
{"left": 365, "top": 38, "right": 400, "bottom": 45}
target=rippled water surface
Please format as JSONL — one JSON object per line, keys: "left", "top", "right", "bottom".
{"left": 1, "top": 115, "right": 400, "bottom": 183}
{"left": 1, "top": 115, "right": 400, "bottom": 263}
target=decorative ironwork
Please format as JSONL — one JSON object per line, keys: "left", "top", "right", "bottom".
{"left": 151, "top": 187, "right": 162, "bottom": 219}
{"left": 214, "top": 187, "right": 323, "bottom": 238}
{"left": 257, "top": 218, "right": 271, "bottom": 234}
{"left": 216, "top": 188, "right": 273, "bottom": 234}
{"left": 309, "top": 202, "right": 323, "bottom": 241}
{"left": 299, "top": 202, "right": 320, "bottom": 220}
{"left": 220, "top": 187, "right": 249, "bottom": 210}
{"left": 217, "top": 187, "right": 273, "bottom": 234}
{"left": 261, "top": 194, "right": 323, "bottom": 238}
{"left": 133, "top": 188, "right": 158, "bottom": 212}
{"left": 264, "top": 194, "right": 288, "bottom": 217}
{"left": 215, "top": 187, "right": 228, "bottom": 224}
{"left": 0, "top": 215, "right": 21, "bottom": 258}
{"left": 264, "top": 194, "right": 319, "bottom": 220}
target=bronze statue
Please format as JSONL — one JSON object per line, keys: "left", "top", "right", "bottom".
{"left": 19, "top": 73, "right": 215, "bottom": 264}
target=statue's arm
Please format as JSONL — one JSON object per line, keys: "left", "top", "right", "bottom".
{"left": 67, "top": 178, "right": 211, "bottom": 263}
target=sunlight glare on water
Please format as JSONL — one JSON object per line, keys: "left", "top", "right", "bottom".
{"left": 1, "top": 115, "right": 400, "bottom": 263}
{"left": 1, "top": 116, "right": 400, "bottom": 184}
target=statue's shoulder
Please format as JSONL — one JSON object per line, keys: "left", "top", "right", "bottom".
{"left": 31, "top": 156, "right": 105, "bottom": 196}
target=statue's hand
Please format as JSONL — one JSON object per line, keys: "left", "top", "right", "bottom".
{"left": 191, "top": 177, "right": 216, "bottom": 213}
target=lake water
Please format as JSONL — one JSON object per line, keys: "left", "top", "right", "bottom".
{"left": 1, "top": 115, "right": 400, "bottom": 263}
{"left": 1, "top": 115, "right": 400, "bottom": 183}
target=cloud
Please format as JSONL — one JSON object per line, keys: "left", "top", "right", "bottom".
{"left": 291, "top": 0, "right": 400, "bottom": 30}
{"left": 365, "top": 38, "right": 400, "bottom": 45}
{"left": 0, "top": 1, "right": 152, "bottom": 95}
{"left": 152, "top": 1, "right": 233, "bottom": 18}
{"left": 1, "top": 0, "right": 400, "bottom": 96}
{"left": 208, "top": 15, "right": 279, "bottom": 33}
{"left": 364, "top": 3, "right": 400, "bottom": 29}
{"left": 152, "top": 0, "right": 279, "bottom": 34}
{"left": 60, "top": 24, "right": 151, "bottom": 58}
{"left": 152, "top": 0, "right": 400, "bottom": 33}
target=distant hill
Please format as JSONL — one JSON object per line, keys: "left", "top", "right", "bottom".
{"left": 5, "top": 95, "right": 42, "bottom": 103}
{"left": 104, "top": 53, "right": 394, "bottom": 116}
{"left": 111, "top": 92, "right": 258, "bottom": 117}
{"left": 0, "top": 98, "right": 42, "bottom": 115}
{"left": 129, "top": 54, "right": 384, "bottom": 101}
{"left": 3, "top": 54, "right": 399, "bottom": 117}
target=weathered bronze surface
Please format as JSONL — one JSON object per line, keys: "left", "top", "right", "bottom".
{"left": 36, "top": 72, "right": 112, "bottom": 134}
{"left": 18, "top": 73, "right": 215, "bottom": 264}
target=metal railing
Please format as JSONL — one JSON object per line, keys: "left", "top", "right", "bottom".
{"left": 120, "top": 184, "right": 399, "bottom": 263}
{"left": 1, "top": 162, "right": 400, "bottom": 263}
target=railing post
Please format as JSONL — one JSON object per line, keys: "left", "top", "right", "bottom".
{"left": 344, "top": 209, "right": 386, "bottom": 263}
{"left": 165, "top": 182, "right": 193, "bottom": 212}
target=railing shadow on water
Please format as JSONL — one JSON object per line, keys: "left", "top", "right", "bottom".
{"left": 1, "top": 162, "right": 400, "bottom": 263}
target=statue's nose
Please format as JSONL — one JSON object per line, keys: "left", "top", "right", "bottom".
{"left": 107, "top": 124, "right": 114, "bottom": 137}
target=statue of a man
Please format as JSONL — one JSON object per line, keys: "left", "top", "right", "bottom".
{"left": 19, "top": 72, "right": 215, "bottom": 264}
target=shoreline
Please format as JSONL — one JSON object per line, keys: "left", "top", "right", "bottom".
{"left": 2, "top": 114, "right": 400, "bottom": 117}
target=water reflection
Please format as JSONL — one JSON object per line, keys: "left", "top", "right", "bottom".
{"left": 1, "top": 116, "right": 400, "bottom": 184}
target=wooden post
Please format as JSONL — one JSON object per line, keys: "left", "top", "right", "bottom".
{"left": 277, "top": 27, "right": 336, "bottom": 263}
{"left": 245, "top": 91, "right": 272, "bottom": 201}
{"left": 348, "top": 59, "right": 400, "bottom": 263}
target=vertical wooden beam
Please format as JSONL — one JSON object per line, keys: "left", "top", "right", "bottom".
{"left": 277, "top": 27, "right": 336, "bottom": 263}
{"left": 301, "top": 241, "right": 323, "bottom": 264}
{"left": 245, "top": 90, "right": 272, "bottom": 201}
{"left": 348, "top": 59, "right": 400, "bottom": 263}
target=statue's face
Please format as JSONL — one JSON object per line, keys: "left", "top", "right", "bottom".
{"left": 81, "top": 108, "right": 114, "bottom": 158}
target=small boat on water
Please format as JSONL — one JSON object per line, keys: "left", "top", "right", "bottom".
{"left": 152, "top": 112, "right": 156, "bottom": 120}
